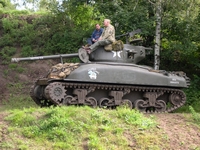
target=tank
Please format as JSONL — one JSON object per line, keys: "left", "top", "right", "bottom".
{"left": 11, "top": 30, "right": 190, "bottom": 113}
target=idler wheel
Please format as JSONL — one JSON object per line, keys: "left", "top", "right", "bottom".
{"left": 169, "top": 93, "right": 182, "bottom": 106}
{"left": 121, "top": 99, "right": 133, "bottom": 109}
{"left": 155, "top": 100, "right": 166, "bottom": 112}
{"left": 85, "top": 97, "right": 97, "bottom": 108}
{"left": 63, "top": 95, "right": 77, "bottom": 105}
{"left": 30, "top": 85, "right": 43, "bottom": 106}
{"left": 30, "top": 85, "right": 53, "bottom": 107}
{"left": 134, "top": 99, "right": 147, "bottom": 112}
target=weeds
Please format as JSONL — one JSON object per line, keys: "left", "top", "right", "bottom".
{"left": 0, "top": 95, "right": 37, "bottom": 112}
{"left": 0, "top": 46, "right": 16, "bottom": 64}
{"left": 189, "top": 106, "right": 200, "bottom": 126}
{"left": 116, "top": 108, "right": 156, "bottom": 129}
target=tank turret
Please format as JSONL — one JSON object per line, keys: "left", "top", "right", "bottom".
{"left": 11, "top": 30, "right": 190, "bottom": 113}
{"left": 11, "top": 29, "right": 149, "bottom": 64}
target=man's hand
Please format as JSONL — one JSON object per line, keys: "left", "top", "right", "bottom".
{"left": 93, "top": 38, "right": 97, "bottom": 42}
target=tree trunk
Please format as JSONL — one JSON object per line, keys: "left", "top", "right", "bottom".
{"left": 154, "top": 0, "right": 162, "bottom": 70}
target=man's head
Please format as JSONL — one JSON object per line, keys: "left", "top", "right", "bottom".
{"left": 95, "top": 24, "right": 101, "bottom": 30}
{"left": 103, "top": 19, "right": 111, "bottom": 27}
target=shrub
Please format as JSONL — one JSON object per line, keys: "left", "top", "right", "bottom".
{"left": 0, "top": 46, "right": 16, "bottom": 64}
{"left": 2, "top": 18, "right": 19, "bottom": 32}
{"left": 184, "top": 75, "right": 200, "bottom": 112}
{"left": 21, "top": 45, "right": 36, "bottom": 57}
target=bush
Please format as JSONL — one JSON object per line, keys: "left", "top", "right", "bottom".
{"left": 184, "top": 75, "right": 200, "bottom": 112}
{"left": 21, "top": 45, "right": 36, "bottom": 57}
{"left": 0, "top": 34, "right": 14, "bottom": 47}
{"left": 0, "top": 46, "right": 16, "bottom": 64}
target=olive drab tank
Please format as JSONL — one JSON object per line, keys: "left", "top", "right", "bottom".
{"left": 11, "top": 30, "right": 190, "bottom": 113}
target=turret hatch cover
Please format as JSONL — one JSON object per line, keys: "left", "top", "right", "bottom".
{"left": 78, "top": 48, "right": 89, "bottom": 63}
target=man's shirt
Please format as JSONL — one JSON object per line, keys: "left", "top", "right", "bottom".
{"left": 91, "top": 28, "right": 103, "bottom": 40}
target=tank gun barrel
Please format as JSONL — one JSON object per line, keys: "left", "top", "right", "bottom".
{"left": 11, "top": 53, "right": 79, "bottom": 63}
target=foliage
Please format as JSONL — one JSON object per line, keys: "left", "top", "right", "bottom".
{"left": 157, "top": 0, "right": 200, "bottom": 74}
{"left": 1, "top": 0, "right": 199, "bottom": 74}
{"left": 96, "top": 0, "right": 155, "bottom": 37}
{"left": 0, "top": 0, "right": 15, "bottom": 10}
{"left": 184, "top": 75, "right": 200, "bottom": 111}
{"left": 0, "top": 46, "right": 16, "bottom": 64}
{"left": 0, "top": 2, "right": 104, "bottom": 57}
{"left": 189, "top": 106, "right": 200, "bottom": 126}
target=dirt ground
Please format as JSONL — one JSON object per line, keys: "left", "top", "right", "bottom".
{"left": 0, "top": 59, "right": 58, "bottom": 101}
{"left": 154, "top": 113, "right": 200, "bottom": 150}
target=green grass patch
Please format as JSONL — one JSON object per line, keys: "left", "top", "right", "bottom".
{"left": 2, "top": 106, "right": 167, "bottom": 149}
{"left": 0, "top": 95, "right": 38, "bottom": 112}
{"left": 8, "top": 64, "right": 25, "bottom": 73}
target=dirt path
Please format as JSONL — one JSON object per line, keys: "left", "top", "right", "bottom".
{"left": 154, "top": 113, "right": 200, "bottom": 150}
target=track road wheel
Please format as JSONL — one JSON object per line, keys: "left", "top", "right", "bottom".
{"left": 134, "top": 99, "right": 147, "bottom": 112}
{"left": 99, "top": 98, "right": 112, "bottom": 108}
{"left": 85, "top": 97, "right": 97, "bottom": 108}
{"left": 62, "top": 95, "right": 77, "bottom": 106}
{"left": 121, "top": 99, "right": 133, "bottom": 109}
{"left": 155, "top": 100, "right": 166, "bottom": 112}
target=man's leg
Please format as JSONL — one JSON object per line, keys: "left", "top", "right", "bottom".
{"left": 87, "top": 38, "right": 93, "bottom": 46}
{"left": 89, "top": 40, "right": 112, "bottom": 52}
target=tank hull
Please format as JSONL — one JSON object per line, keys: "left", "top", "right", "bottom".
{"left": 31, "top": 62, "right": 189, "bottom": 113}
{"left": 66, "top": 63, "right": 188, "bottom": 88}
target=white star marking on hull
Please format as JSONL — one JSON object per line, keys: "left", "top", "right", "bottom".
{"left": 112, "top": 51, "right": 122, "bottom": 58}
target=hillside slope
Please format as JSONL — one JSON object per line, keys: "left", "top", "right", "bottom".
{"left": 0, "top": 57, "right": 199, "bottom": 150}
{"left": 0, "top": 58, "right": 58, "bottom": 101}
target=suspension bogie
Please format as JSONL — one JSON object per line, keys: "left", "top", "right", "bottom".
{"left": 31, "top": 81, "right": 186, "bottom": 113}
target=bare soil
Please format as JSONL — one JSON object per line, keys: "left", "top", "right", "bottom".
{"left": 154, "top": 113, "right": 200, "bottom": 150}
{"left": 0, "top": 59, "right": 58, "bottom": 101}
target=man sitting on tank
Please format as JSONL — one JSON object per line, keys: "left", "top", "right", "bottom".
{"left": 87, "top": 24, "right": 103, "bottom": 46}
{"left": 83, "top": 19, "right": 115, "bottom": 54}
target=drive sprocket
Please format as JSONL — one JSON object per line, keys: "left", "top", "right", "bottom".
{"left": 45, "top": 82, "right": 66, "bottom": 104}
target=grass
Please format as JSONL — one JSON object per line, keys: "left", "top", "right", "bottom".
{"left": 0, "top": 102, "right": 170, "bottom": 150}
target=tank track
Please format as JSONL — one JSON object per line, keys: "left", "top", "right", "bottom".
{"left": 30, "top": 85, "right": 41, "bottom": 106}
{"left": 30, "top": 81, "right": 54, "bottom": 107}
{"left": 32, "top": 81, "right": 186, "bottom": 113}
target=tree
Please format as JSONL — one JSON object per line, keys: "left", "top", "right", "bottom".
{"left": 0, "top": 0, "right": 15, "bottom": 10}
